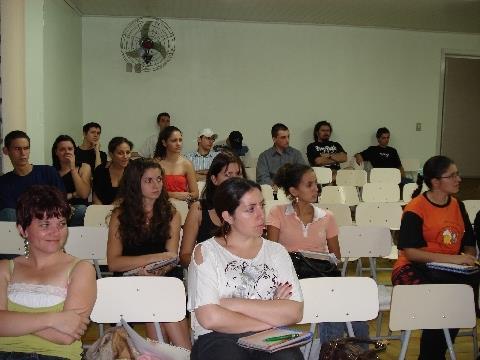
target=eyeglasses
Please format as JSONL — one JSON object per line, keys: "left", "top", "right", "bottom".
{"left": 439, "top": 172, "right": 460, "bottom": 180}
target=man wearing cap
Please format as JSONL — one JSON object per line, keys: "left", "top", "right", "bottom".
{"left": 185, "top": 128, "right": 220, "bottom": 181}
{"left": 214, "top": 130, "right": 253, "bottom": 167}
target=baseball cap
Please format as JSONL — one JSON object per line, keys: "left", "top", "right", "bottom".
{"left": 228, "top": 131, "right": 243, "bottom": 150}
{"left": 197, "top": 128, "right": 218, "bottom": 140}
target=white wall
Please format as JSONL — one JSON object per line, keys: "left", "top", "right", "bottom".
{"left": 82, "top": 17, "right": 480, "bottom": 164}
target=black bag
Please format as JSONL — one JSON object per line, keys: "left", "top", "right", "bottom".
{"left": 319, "top": 337, "right": 386, "bottom": 360}
{"left": 289, "top": 252, "right": 341, "bottom": 279}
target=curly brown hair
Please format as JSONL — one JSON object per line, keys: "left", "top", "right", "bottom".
{"left": 115, "top": 158, "right": 175, "bottom": 248}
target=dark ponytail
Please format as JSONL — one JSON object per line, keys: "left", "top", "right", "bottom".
{"left": 411, "top": 174, "right": 424, "bottom": 198}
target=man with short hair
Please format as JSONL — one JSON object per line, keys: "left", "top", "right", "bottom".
{"left": 0, "top": 131, "right": 65, "bottom": 222}
{"left": 256, "top": 123, "right": 306, "bottom": 185}
{"left": 306, "top": 120, "right": 347, "bottom": 170}
{"left": 137, "top": 112, "right": 171, "bottom": 158}
{"left": 185, "top": 128, "right": 220, "bottom": 181}
{"left": 355, "top": 127, "right": 406, "bottom": 178}
{"left": 76, "top": 122, "right": 107, "bottom": 170}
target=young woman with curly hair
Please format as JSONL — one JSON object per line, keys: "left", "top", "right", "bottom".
{"left": 107, "top": 158, "right": 191, "bottom": 349}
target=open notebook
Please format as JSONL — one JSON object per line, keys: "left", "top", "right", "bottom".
{"left": 123, "top": 257, "right": 178, "bottom": 276}
{"left": 426, "top": 262, "right": 480, "bottom": 275}
{"left": 299, "top": 250, "right": 338, "bottom": 265}
{"left": 237, "top": 327, "right": 313, "bottom": 353}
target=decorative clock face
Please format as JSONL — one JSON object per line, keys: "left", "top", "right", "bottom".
{"left": 120, "top": 17, "right": 175, "bottom": 72}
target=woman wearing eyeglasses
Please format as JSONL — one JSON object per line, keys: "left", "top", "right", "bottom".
{"left": 392, "top": 155, "right": 478, "bottom": 360}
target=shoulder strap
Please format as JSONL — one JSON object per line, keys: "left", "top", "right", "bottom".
{"left": 8, "top": 259, "right": 14, "bottom": 275}
{"left": 66, "top": 258, "right": 82, "bottom": 284}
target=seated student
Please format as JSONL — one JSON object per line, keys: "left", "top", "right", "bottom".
{"left": 137, "top": 112, "right": 171, "bottom": 158}
{"left": 0, "top": 131, "right": 65, "bottom": 223}
{"left": 0, "top": 185, "right": 96, "bottom": 360}
{"left": 267, "top": 163, "right": 368, "bottom": 344}
{"left": 93, "top": 137, "right": 133, "bottom": 205}
{"left": 392, "top": 155, "right": 478, "bottom": 360}
{"left": 154, "top": 126, "right": 199, "bottom": 202}
{"left": 185, "top": 128, "right": 220, "bottom": 181}
{"left": 107, "top": 158, "right": 191, "bottom": 349}
{"left": 75, "top": 122, "right": 107, "bottom": 171}
{"left": 180, "top": 151, "right": 246, "bottom": 268}
{"left": 306, "top": 121, "right": 347, "bottom": 171}
{"left": 52, "top": 135, "right": 91, "bottom": 226}
{"left": 354, "top": 127, "right": 410, "bottom": 183}
{"left": 188, "top": 177, "right": 304, "bottom": 360}
{"left": 214, "top": 131, "right": 253, "bottom": 168}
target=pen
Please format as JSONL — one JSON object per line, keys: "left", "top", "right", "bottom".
{"left": 264, "top": 333, "right": 300, "bottom": 342}
{"left": 460, "top": 252, "right": 480, "bottom": 266}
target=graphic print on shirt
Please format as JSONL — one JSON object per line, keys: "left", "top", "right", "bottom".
{"left": 315, "top": 145, "right": 339, "bottom": 154}
{"left": 224, "top": 261, "right": 278, "bottom": 300}
{"left": 378, "top": 152, "right": 391, "bottom": 159}
{"left": 440, "top": 227, "right": 458, "bottom": 246}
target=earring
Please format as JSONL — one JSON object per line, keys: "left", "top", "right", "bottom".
{"left": 295, "top": 196, "right": 299, "bottom": 203}
{"left": 23, "top": 238, "right": 30, "bottom": 259}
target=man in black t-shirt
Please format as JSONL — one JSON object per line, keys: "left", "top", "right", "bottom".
{"left": 306, "top": 121, "right": 347, "bottom": 171}
{"left": 355, "top": 127, "right": 406, "bottom": 178}
{"left": 76, "top": 122, "right": 107, "bottom": 171}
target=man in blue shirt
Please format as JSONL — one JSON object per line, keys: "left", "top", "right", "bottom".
{"left": 0, "top": 131, "right": 65, "bottom": 222}
{"left": 256, "top": 123, "right": 306, "bottom": 186}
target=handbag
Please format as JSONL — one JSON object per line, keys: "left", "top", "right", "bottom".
{"left": 319, "top": 337, "right": 386, "bottom": 360}
{"left": 289, "top": 252, "right": 341, "bottom": 279}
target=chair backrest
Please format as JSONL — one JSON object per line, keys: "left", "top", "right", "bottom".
{"left": 315, "top": 203, "right": 352, "bottom": 226}
{"left": 91, "top": 277, "right": 186, "bottom": 323}
{"left": 402, "top": 183, "right": 428, "bottom": 203}
{"left": 338, "top": 225, "right": 392, "bottom": 259}
{"left": 389, "top": 284, "right": 476, "bottom": 331}
{"left": 463, "top": 199, "right": 480, "bottom": 223}
{"left": 362, "top": 182, "right": 400, "bottom": 203}
{"left": 84, "top": 205, "right": 114, "bottom": 227}
{"left": 319, "top": 185, "right": 359, "bottom": 206}
{"left": 355, "top": 202, "right": 402, "bottom": 230}
{"left": 0, "top": 221, "right": 23, "bottom": 254}
{"left": 336, "top": 170, "right": 367, "bottom": 187}
{"left": 299, "top": 277, "right": 379, "bottom": 324}
{"left": 64, "top": 226, "right": 108, "bottom": 261}
{"left": 369, "top": 168, "right": 401, "bottom": 184}
{"left": 244, "top": 167, "right": 256, "bottom": 181}
{"left": 197, "top": 181, "right": 206, "bottom": 195}
{"left": 401, "top": 158, "right": 420, "bottom": 173}
{"left": 170, "top": 199, "right": 189, "bottom": 225}
{"left": 312, "top": 167, "right": 333, "bottom": 185}
{"left": 264, "top": 199, "right": 290, "bottom": 218}
{"left": 260, "top": 184, "right": 275, "bottom": 201}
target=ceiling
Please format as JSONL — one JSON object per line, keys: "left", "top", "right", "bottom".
{"left": 66, "top": 0, "right": 480, "bottom": 34}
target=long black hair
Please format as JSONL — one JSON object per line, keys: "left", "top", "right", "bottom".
{"left": 154, "top": 126, "right": 181, "bottom": 159}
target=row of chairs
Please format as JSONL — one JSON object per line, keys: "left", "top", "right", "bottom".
{"left": 90, "top": 276, "right": 476, "bottom": 360}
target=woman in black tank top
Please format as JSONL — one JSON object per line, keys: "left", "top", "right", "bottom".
{"left": 180, "top": 151, "right": 246, "bottom": 268}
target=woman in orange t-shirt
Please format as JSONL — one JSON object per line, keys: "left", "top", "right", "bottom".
{"left": 392, "top": 155, "right": 478, "bottom": 360}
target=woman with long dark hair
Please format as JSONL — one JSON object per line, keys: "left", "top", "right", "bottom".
{"left": 180, "top": 151, "right": 246, "bottom": 267}
{"left": 392, "top": 155, "right": 478, "bottom": 359}
{"left": 154, "top": 126, "right": 198, "bottom": 202}
{"left": 188, "top": 177, "right": 303, "bottom": 360}
{"left": 107, "top": 158, "right": 191, "bottom": 349}
{"left": 52, "top": 135, "right": 91, "bottom": 226}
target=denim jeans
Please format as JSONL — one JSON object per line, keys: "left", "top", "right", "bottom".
{"left": 318, "top": 321, "right": 370, "bottom": 347}
{"left": 0, "top": 352, "right": 67, "bottom": 360}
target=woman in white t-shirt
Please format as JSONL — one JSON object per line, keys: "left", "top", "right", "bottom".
{"left": 187, "top": 178, "right": 304, "bottom": 360}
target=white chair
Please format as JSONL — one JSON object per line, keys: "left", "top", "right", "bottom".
{"left": 402, "top": 183, "right": 428, "bottom": 204}
{"left": 315, "top": 203, "right": 352, "bottom": 226}
{"left": 170, "top": 199, "right": 189, "bottom": 226}
{"left": 463, "top": 199, "right": 480, "bottom": 223}
{"left": 362, "top": 183, "right": 400, "bottom": 203}
{"left": 299, "top": 277, "right": 379, "bottom": 358}
{"left": 91, "top": 277, "right": 187, "bottom": 341}
{"left": 335, "top": 169, "right": 367, "bottom": 187}
{"left": 369, "top": 168, "right": 401, "bottom": 184}
{"left": 389, "top": 284, "right": 477, "bottom": 360}
{"left": 312, "top": 167, "right": 332, "bottom": 185}
{"left": 338, "top": 225, "right": 392, "bottom": 280}
{"left": 0, "top": 221, "right": 23, "bottom": 255}
{"left": 64, "top": 226, "right": 108, "bottom": 279}
{"left": 197, "top": 181, "right": 206, "bottom": 195}
{"left": 318, "top": 186, "right": 359, "bottom": 206}
{"left": 84, "top": 205, "right": 114, "bottom": 227}
{"left": 401, "top": 158, "right": 420, "bottom": 180}
{"left": 260, "top": 184, "right": 275, "bottom": 201}
{"left": 355, "top": 202, "right": 402, "bottom": 230}
{"left": 244, "top": 167, "right": 256, "bottom": 181}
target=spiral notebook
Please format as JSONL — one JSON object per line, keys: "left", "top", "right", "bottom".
{"left": 426, "top": 262, "right": 480, "bottom": 275}
{"left": 123, "top": 257, "right": 178, "bottom": 276}
{"left": 299, "top": 250, "right": 338, "bottom": 265}
{"left": 237, "top": 327, "right": 313, "bottom": 353}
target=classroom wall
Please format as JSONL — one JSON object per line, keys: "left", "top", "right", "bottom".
{"left": 82, "top": 17, "right": 480, "bottom": 164}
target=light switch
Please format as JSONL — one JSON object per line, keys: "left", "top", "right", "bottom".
{"left": 416, "top": 123, "right": 422, "bottom": 131}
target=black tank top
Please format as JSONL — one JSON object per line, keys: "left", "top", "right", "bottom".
{"left": 197, "top": 199, "right": 219, "bottom": 244}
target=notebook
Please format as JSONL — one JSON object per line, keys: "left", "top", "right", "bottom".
{"left": 123, "top": 257, "right": 179, "bottom": 276}
{"left": 426, "top": 262, "right": 480, "bottom": 275}
{"left": 237, "top": 327, "right": 313, "bottom": 353}
{"left": 299, "top": 250, "right": 338, "bottom": 265}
